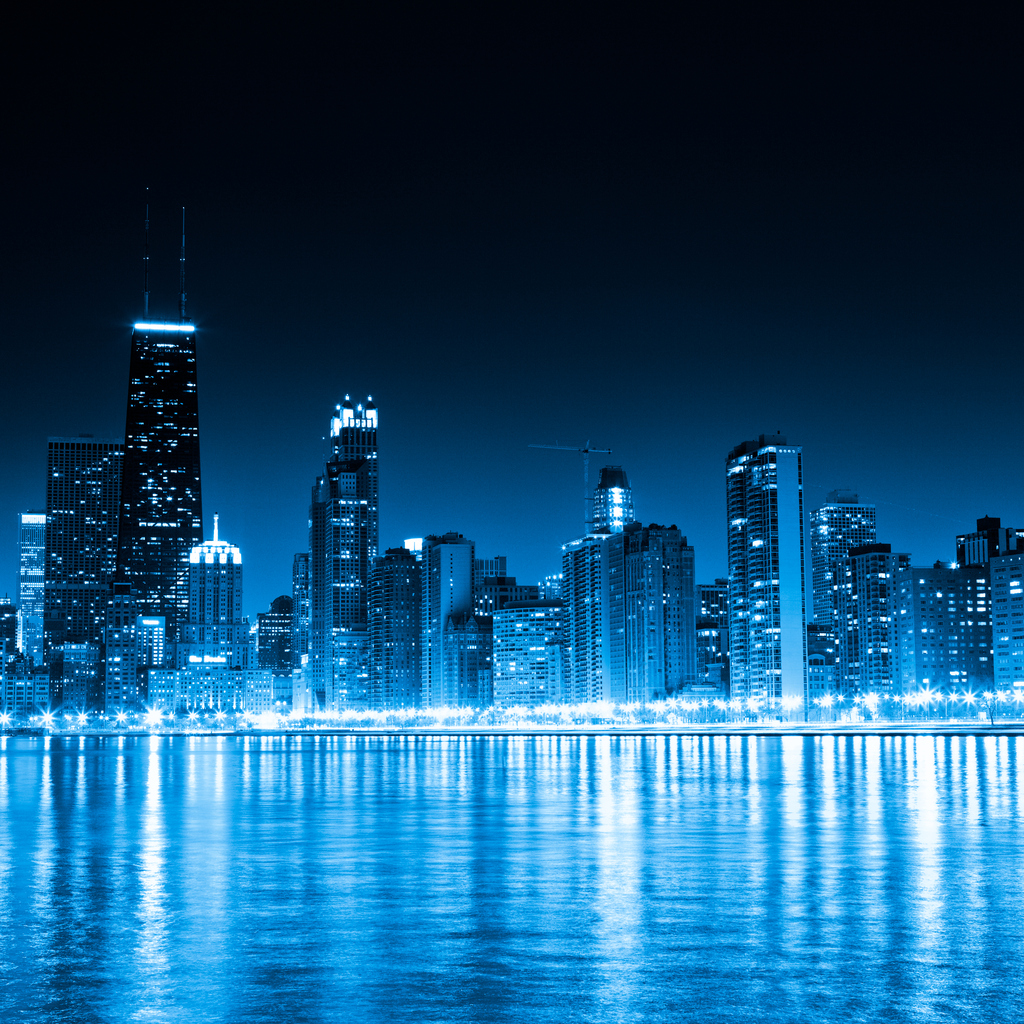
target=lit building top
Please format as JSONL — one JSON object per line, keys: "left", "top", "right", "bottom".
{"left": 133, "top": 321, "right": 195, "bottom": 333}
{"left": 189, "top": 515, "right": 241, "bottom": 565}
{"left": 331, "top": 394, "right": 378, "bottom": 434}
{"left": 593, "top": 465, "right": 635, "bottom": 533}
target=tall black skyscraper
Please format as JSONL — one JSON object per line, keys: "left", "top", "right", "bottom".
{"left": 115, "top": 225, "right": 203, "bottom": 640}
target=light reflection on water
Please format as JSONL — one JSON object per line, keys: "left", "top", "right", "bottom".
{"left": 0, "top": 734, "right": 1022, "bottom": 1022}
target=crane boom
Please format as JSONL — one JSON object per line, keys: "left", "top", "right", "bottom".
{"left": 529, "top": 440, "right": 612, "bottom": 533}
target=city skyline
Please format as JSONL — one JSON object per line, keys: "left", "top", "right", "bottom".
{"left": 5, "top": 358, "right": 1019, "bottom": 624}
{"left": 3, "top": 12, "right": 1021, "bottom": 622}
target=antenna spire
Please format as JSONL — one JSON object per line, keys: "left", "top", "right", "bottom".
{"left": 178, "top": 206, "right": 187, "bottom": 321}
{"left": 213, "top": 514, "right": 219, "bottom": 542}
{"left": 143, "top": 188, "right": 150, "bottom": 316}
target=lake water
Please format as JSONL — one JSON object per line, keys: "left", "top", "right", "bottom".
{"left": 1, "top": 733, "right": 1021, "bottom": 1023}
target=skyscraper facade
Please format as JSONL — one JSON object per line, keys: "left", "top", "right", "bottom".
{"left": 44, "top": 437, "right": 123, "bottom": 659}
{"left": 258, "top": 596, "right": 294, "bottom": 673}
{"left": 441, "top": 613, "right": 493, "bottom": 707}
{"left": 991, "top": 552, "right": 1024, "bottom": 689}
{"left": 623, "top": 524, "right": 696, "bottom": 702}
{"left": 696, "top": 578, "right": 729, "bottom": 690}
{"left": 897, "top": 563, "right": 994, "bottom": 693}
{"left": 810, "top": 490, "right": 877, "bottom": 629}
{"left": 492, "top": 600, "right": 564, "bottom": 707}
{"left": 836, "top": 544, "right": 910, "bottom": 697}
{"left": 177, "top": 518, "right": 249, "bottom": 669}
{"left": 421, "top": 533, "right": 475, "bottom": 707}
{"left": 291, "top": 553, "right": 310, "bottom": 670}
{"left": 115, "top": 319, "right": 202, "bottom": 640}
{"left": 103, "top": 582, "right": 140, "bottom": 710}
{"left": 561, "top": 534, "right": 610, "bottom": 704}
{"left": 17, "top": 511, "right": 46, "bottom": 664}
{"left": 368, "top": 547, "right": 421, "bottom": 709}
{"left": 592, "top": 466, "right": 635, "bottom": 533}
{"left": 726, "top": 435, "right": 807, "bottom": 708}
{"left": 306, "top": 399, "right": 378, "bottom": 710}
{"left": 332, "top": 396, "right": 379, "bottom": 559}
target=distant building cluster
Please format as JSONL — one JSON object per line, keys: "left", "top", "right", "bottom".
{"left": 3, "top": 299, "right": 1024, "bottom": 720}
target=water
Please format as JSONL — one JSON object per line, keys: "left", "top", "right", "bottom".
{"left": 1, "top": 733, "right": 1021, "bottom": 1023}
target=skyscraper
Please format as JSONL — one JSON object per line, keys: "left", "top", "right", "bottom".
{"left": 726, "top": 434, "right": 807, "bottom": 709}
{"left": 561, "top": 533, "right": 610, "bottom": 704}
{"left": 810, "top": 490, "right": 877, "bottom": 629}
{"left": 44, "top": 437, "right": 123, "bottom": 659}
{"left": 17, "top": 511, "right": 45, "bottom": 664}
{"left": 421, "top": 533, "right": 475, "bottom": 707}
{"left": 177, "top": 517, "right": 249, "bottom": 669}
{"left": 115, "top": 317, "right": 203, "bottom": 640}
{"left": 368, "top": 547, "right": 421, "bottom": 709}
{"left": 441, "top": 613, "right": 493, "bottom": 707}
{"left": 623, "top": 524, "right": 696, "bottom": 701}
{"left": 898, "top": 562, "right": 994, "bottom": 694}
{"left": 696, "top": 579, "right": 729, "bottom": 690}
{"left": 492, "top": 600, "right": 564, "bottom": 707}
{"left": 291, "top": 553, "right": 310, "bottom": 670}
{"left": 307, "top": 399, "right": 378, "bottom": 710}
{"left": 592, "top": 466, "right": 635, "bottom": 533}
{"left": 151, "top": 518, "right": 269, "bottom": 714}
{"left": 258, "top": 596, "right": 294, "bottom": 674}
{"left": 990, "top": 552, "right": 1024, "bottom": 690}
{"left": 836, "top": 543, "right": 910, "bottom": 698}
{"left": 332, "top": 396, "right": 379, "bottom": 559}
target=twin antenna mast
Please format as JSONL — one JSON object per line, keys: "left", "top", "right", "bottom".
{"left": 143, "top": 189, "right": 150, "bottom": 316}
{"left": 141, "top": 195, "right": 188, "bottom": 321}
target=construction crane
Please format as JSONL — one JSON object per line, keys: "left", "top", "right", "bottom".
{"left": 529, "top": 440, "right": 612, "bottom": 534}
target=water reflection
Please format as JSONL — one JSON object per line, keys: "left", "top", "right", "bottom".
{"left": 1, "top": 735, "right": 1022, "bottom": 1022}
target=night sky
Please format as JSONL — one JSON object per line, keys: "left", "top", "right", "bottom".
{"left": 3, "top": 8, "right": 1021, "bottom": 619}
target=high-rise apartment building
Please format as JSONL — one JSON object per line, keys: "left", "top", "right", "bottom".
{"left": 421, "top": 533, "right": 475, "bottom": 707}
{"left": 990, "top": 553, "right": 1024, "bottom": 689}
{"left": 836, "top": 544, "right": 910, "bottom": 697}
{"left": 44, "top": 437, "right": 123, "bottom": 660}
{"left": 592, "top": 466, "right": 634, "bottom": 533}
{"left": 623, "top": 524, "right": 696, "bottom": 702}
{"left": 726, "top": 434, "right": 807, "bottom": 708}
{"left": 810, "top": 490, "right": 877, "bottom": 630}
{"left": 368, "top": 547, "right": 422, "bottom": 709}
{"left": 561, "top": 533, "right": 610, "bottom": 704}
{"left": 307, "top": 400, "right": 378, "bottom": 710}
{"left": 115, "top": 318, "right": 203, "bottom": 640}
{"left": 493, "top": 600, "right": 564, "bottom": 707}
{"left": 897, "top": 563, "right": 993, "bottom": 693}
{"left": 17, "top": 511, "right": 45, "bottom": 664}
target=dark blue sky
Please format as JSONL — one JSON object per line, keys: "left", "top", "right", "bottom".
{"left": 2, "top": 8, "right": 1021, "bottom": 618}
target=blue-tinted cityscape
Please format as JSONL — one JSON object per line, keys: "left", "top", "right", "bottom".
{"left": 4, "top": 9, "right": 1023, "bottom": 1024}
{"left": 3, "top": 298, "right": 1022, "bottom": 726}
